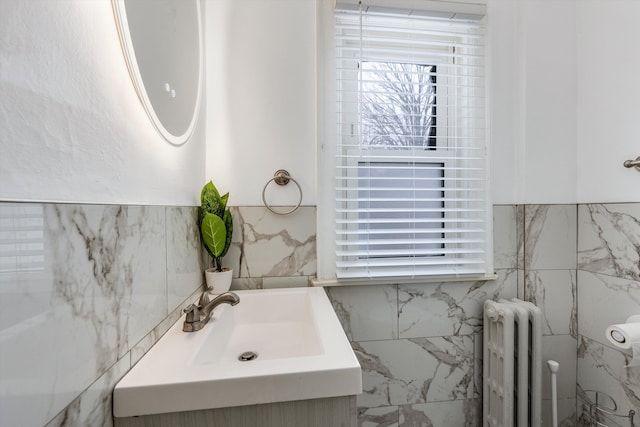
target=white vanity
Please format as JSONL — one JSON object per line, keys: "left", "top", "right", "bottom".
{"left": 113, "top": 287, "right": 362, "bottom": 426}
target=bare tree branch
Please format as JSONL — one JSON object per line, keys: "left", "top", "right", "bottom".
{"left": 360, "top": 62, "right": 436, "bottom": 149}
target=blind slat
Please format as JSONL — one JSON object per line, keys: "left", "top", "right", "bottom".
{"left": 337, "top": 238, "right": 485, "bottom": 245}
{"left": 337, "top": 257, "right": 486, "bottom": 268}
{"left": 336, "top": 217, "right": 485, "bottom": 225}
{"left": 338, "top": 227, "right": 485, "bottom": 234}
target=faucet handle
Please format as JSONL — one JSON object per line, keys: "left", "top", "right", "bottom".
{"left": 183, "top": 303, "right": 200, "bottom": 323}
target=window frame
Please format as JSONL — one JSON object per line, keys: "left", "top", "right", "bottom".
{"left": 315, "top": 0, "right": 494, "bottom": 284}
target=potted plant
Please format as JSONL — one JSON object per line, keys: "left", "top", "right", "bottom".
{"left": 199, "top": 181, "right": 233, "bottom": 293}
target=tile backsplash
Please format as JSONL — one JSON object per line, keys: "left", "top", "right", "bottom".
{"left": 327, "top": 203, "right": 639, "bottom": 426}
{"left": 576, "top": 203, "right": 640, "bottom": 422}
{"left": 226, "top": 206, "right": 317, "bottom": 290}
{"left": 1, "top": 201, "right": 638, "bottom": 426}
{"left": 0, "top": 203, "right": 205, "bottom": 426}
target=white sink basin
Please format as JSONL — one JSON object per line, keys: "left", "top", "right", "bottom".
{"left": 113, "top": 287, "right": 362, "bottom": 418}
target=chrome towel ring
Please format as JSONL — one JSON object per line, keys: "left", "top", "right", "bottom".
{"left": 262, "top": 169, "right": 303, "bottom": 215}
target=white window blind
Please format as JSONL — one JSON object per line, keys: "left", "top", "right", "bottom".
{"left": 334, "top": 4, "right": 489, "bottom": 280}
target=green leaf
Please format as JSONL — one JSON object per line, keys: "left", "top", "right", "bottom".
{"left": 201, "top": 181, "right": 219, "bottom": 201}
{"left": 220, "top": 192, "right": 229, "bottom": 211}
{"left": 200, "top": 181, "right": 225, "bottom": 218}
{"left": 221, "top": 208, "right": 233, "bottom": 257}
{"left": 201, "top": 213, "right": 227, "bottom": 258}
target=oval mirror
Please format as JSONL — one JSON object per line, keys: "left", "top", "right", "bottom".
{"left": 112, "top": 0, "right": 203, "bottom": 146}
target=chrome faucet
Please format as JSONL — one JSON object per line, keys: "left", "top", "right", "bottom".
{"left": 182, "top": 290, "right": 240, "bottom": 332}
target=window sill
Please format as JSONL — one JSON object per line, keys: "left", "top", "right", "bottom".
{"left": 311, "top": 273, "right": 499, "bottom": 287}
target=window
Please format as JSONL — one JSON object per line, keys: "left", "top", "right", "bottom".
{"left": 328, "top": 3, "right": 491, "bottom": 281}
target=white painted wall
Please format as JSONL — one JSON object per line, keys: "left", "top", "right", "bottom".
{"left": 206, "top": 0, "right": 317, "bottom": 207}
{"left": 576, "top": 0, "right": 640, "bottom": 203}
{"left": 490, "top": 0, "right": 579, "bottom": 205}
{"left": 0, "top": 0, "right": 205, "bottom": 206}
{"left": 492, "top": 0, "right": 639, "bottom": 204}
{"left": 488, "top": 0, "right": 525, "bottom": 204}
{"left": 520, "top": 0, "right": 578, "bottom": 204}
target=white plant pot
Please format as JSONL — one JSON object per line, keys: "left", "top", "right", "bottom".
{"left": 205, "top": 268, "right": 233, "bottom": 294}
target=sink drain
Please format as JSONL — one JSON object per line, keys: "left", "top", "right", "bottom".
{"left": 238, "top": 351, "right": 258, "bottom": 362}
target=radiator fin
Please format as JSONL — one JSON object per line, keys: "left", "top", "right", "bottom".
{"left": 483, "top": 298, "right": 542, "bottom": 427}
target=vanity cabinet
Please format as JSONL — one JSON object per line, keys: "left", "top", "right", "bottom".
{"left": 114, "top": 395, "right": 357, "bottom": 427}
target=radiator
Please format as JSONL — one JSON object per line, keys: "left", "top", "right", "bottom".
{"left": 483, "top": 298, "right": 543, "bottom": 427}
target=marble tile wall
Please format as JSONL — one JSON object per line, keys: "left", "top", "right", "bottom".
{"left": 520, "top": 203, "right": 640, "bottom": 426}
{"left": 327, "top": 278, "right": 517, "bottom": 426}
{"left": 0, "top": 203, "right": 317, "bottom": 427}
{"left": 576, "top": 203, "right": 640, "bottom": 425}
{"left": 325, "top": 205, "right": 520, "bottom": 426}
{"left": 0, "top": 202, "right": 206, "bottom": 427}
{"left": 226, "top": 206, "right": 317, "bottom": 291}
{"left": 522, "top": 204, "right": 578, "bottom": 426}
{"left": 3, "top": 201, "right": 636, "bottom": 426}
